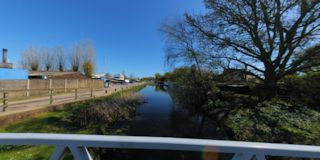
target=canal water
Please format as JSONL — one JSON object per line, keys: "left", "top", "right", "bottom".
{"left": 109, "top": 85, "right": 217, "bottom": 160}
{"left": 129, "top": 85, "right": 202, "bottom": 137}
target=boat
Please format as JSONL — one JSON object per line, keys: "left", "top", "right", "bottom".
{"left": 110, "top": 74, "right": 125, "bottom": 83}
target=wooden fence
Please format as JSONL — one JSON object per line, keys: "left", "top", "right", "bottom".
{"left": 0, "top": 79, "right": 103, "bottom": 98}
{"left": 0, "top": 79, "right": 104, "bottom": 110}
{"left": 0, "top": 87, "right": 100, "bottom": 112}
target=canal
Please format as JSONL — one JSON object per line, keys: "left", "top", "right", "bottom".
{"left": 102, "top": 85, "right": 219, "bottom": 160}
{"left": 129, "top": 85, "right": 203, "bottom": 137}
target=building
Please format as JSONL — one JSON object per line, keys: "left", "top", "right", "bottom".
{"left": 221, "top": 68, "right": 258, "bottom": 83}
{"left": 0, "top": 48, "right": 12, "bottom": 69}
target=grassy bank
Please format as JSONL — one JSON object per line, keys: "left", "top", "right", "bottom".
{"left": 0, "top": 84, "right": 146, "bottom": 160}
{"left": 225, "top": 99, "right": 320, "bottom": 145}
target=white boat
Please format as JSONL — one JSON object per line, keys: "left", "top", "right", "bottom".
{"left": 124, "top": 79, "right": 130, "bottom": 83}
{"left": 111, "top": 74, "right": 125, "bottom": 83}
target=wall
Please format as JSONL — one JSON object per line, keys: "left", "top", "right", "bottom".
{"left": 0, "top": 79, "right": 104, "bottom": 99}
{"left": 0, "top": 68, "right": 28, "bottom": 80}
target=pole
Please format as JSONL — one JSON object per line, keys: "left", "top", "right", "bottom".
{"left": 26, "top": 79, "right": 30, "bottom": 96}
{"left": 75, "top": 89, "right": 78, "bottom": 100}
{"left": 3, "top": 92, "right": 8, "bottom": 112}
{"left": 64, "top": 79, "right": 67, "bottom": 93}
{"left": 90, "top": 79, "right": 93, "bottom": 98}
{"left": 50, "top": 89, "right": 53, "bottom": 104}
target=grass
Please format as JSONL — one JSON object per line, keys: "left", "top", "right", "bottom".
{"left": 226, "top": 99, "right": 320, "bottom": 145}
{"left": 0, "top": 84, "right": 147, "bottom": 160}
{"left": 0, "top": 146, "right": 54, "bottom": 160}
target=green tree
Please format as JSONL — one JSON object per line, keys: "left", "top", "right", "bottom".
{"left": 154, "top": 73, "right": 162, "bottom": 80}
{"left": 163, "top": 72, "right": 173, "bottom": 81}
{"left": 83, "top": 60, "right": 95, "bottom": 77}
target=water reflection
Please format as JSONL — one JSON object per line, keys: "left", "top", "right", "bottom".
{"left": 93, "top": 85, "right": 228, "bottom": 160}
{"left": 129, "top": 85, "right": 206, "bottom": 137}
{"left": 124, "top": 85, "right": 224, "bottom": 160}
{"left": 128, "top": 85, "right": 173, "bottom": 136}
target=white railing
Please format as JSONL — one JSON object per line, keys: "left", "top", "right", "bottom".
{"left": 0, "top": 133, "right": 319, "bottom": 160}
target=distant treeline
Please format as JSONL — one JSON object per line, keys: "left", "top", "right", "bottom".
{"left": 20, "top": 39, "right": 96, "bottom": 76}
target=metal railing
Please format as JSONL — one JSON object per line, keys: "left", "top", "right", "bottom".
{"left": 0, "top": 133, "right": 319, "bottom": 160}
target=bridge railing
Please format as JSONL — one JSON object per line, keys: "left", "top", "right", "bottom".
{"left": 0, "top": 133, "right": 319, "bottom": 160}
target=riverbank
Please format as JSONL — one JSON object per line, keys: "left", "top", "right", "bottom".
{"left": 0, "top": 82, "right": 145, "bottom": 125}
{"left": 1, "top": 84, "right": 319, "bottom": 160}
{"left": 0, "top": 84, "right": 147, "bottom": 160}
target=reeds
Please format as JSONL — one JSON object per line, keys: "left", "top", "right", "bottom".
{"left": 70, "top": 92, "right": 144, "bottom": 133}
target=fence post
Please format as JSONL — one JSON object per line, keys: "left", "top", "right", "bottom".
{"left": 49, "top": 79, "right": 52, "bottom": 94}
{"left": 26, "top": 79, "right": 30, "bottom": 96}
{"left": 64, "top": 79, "right": 67, "bottom": 93}
{"left": 75, "top": 89, "right": 78, "bottom": 100}
{"left": 49, "top": 89, "right": 53, "bottom": 104}
{"left": 3, "top": 92, "right": 8, "bottom": 112}
{"left": 90, "top": 79, "right": 93, "bottom": 98}
{"left": 77, "top": 79, "right": 79, "bottom": 89}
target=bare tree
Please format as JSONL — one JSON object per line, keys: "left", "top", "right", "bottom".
{"left": 21, "top": 46, "right": 41, "bottom": 71}
{"left": 295, "top": 44, "right": 320, "bottom": 72}
{"left": 69, "top": 40, "right": 96, "bottom": 73}
{"left": 81, "top": 40, "right": 96, "bottom": 72}
{"left": 163, "top": 0, "right": 320, "bottom": 99}
{"left": 69, "top": 43, "right": 82, "bottom": 72}
{"left": 81, "top": 40, "right": 96, "bottom": 76}
{"left": 53, "top": 46, "right": 66, "bottom": 71}
{"left": 42, "top": 47, "right": 55, "bottom": 71}
{"left": 161, "top": 20, "right": 225, "bottom": 73}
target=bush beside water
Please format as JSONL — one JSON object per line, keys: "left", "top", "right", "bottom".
{"left": 167, "top": 68, "right": 320, "bottom": 145}
{"left": 68, "top": 92, "right": 143, "bottom": 135}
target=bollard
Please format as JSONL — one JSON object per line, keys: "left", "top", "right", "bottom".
{"left": 49, "top": 90, "right": 53, "bottom": 104}
{"left": 75, "top": 89, "right": 78, "bottom": 100}
{"left": 2, "top": 92, "right": 8, "bottom": 112}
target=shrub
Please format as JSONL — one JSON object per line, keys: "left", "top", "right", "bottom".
{"left": 69, "top": 92, "right": 143, "bottom": 134}
{"left": 82, "top": 60, "right": 95, "bottom": 77}
{"left": 283, "top": 72, "right": 320, "bottom": 110}
{"left": 169, "top": 66, "right": 218, "bottom": 112}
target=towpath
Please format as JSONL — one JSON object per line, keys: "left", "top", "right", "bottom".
{"left": 0, "top": 83, "right": 145, "bottom": 118}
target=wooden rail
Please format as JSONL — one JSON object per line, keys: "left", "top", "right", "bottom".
{"left": 0, "top": 87, "right": 101, "bottom": 112}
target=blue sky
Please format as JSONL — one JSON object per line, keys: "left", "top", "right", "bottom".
{"left": 0, "top": 0, "right": 204, "bottom": 77}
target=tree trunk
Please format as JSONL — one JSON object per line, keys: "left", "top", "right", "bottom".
{"left": 263, "top": 73, "right": 278, "bottom": 100}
